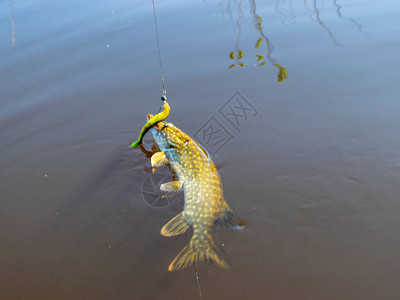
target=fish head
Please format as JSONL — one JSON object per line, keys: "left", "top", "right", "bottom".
{"left": 147, "top": 115, "right": 187, "bottom": 152}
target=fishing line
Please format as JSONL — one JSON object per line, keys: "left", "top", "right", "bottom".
{"left": 151, "top": 0, "right": 167, "bottom": 99}
{"left": 151, "top": 2, "right": 201, "bottom": 298}
{"left": 180, "top": 192, "right": 203, "bottom": 299}
{"left": 194, "top": 266, "right": 203, "bottom": 300}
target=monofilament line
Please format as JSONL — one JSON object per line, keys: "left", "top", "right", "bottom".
{"left": 194, "top": 266, "right": 203, "bottom": 300}
{"left": 151, "top": 2, "right": 199, "bottom": 297}
{"left": 151, "top": 0, "right": 167, "bottom": 98}
{"left": 181, "top": 196, "right": 203, "bottom": 300}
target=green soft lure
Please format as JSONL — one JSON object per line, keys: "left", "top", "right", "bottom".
{"left": 131, "top": 100, "right": 170, "bottom": 147}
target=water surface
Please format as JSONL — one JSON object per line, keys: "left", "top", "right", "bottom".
{"left": 1, "top": 0, "right": 400, "bottom": 299}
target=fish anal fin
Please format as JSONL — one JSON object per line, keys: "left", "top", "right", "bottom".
{"left": 213, "top": 202, "right": 242, "bottom": 233}
{"left": 161, "top": 212, "right": 189, "bottom": 237}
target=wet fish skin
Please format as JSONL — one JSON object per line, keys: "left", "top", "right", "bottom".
{"left": 150, "top": 121, "right": 239, "bottom": 271}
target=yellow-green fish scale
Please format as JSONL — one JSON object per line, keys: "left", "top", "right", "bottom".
{"left": 152, "top": 124, "right": 226, "bottom": 232}
{"left": 151, "top": 122, "right": 236, "bottom": 270}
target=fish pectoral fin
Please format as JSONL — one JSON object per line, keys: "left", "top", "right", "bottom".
{"left": 151, "top": 152, "right": 167, "bottom": 169}
{"left": 160, "top": 181, "right": 182, "bottom": 192}
{"left": 161, "top": 212, "right": 189, "bottom": 237}
{"left": 159, "top": 181, "right": 182, "bottom": 200}
{"left": 213, "top": 202, "right": 243, "bottom": 232}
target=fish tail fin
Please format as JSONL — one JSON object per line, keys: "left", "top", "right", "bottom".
{"left": 168, "top": 238, "right": 230, "bottom": 271}
{"left": 213, "top": 201, "right": 243, "bottom": 232}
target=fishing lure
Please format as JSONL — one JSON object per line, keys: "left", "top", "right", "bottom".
{"left": 131, "top": 97, "right": 170, "bottom": 147}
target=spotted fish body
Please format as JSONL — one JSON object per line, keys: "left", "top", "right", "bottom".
{"left": 150, "top": 119, "right": 239, "bottom": 271}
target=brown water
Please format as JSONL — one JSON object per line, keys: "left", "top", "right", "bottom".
{"left": 1, "top": 0, "right": 400, "bottom": 299}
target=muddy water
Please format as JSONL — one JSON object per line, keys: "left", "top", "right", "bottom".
{"left": 1, "top": 0, "right": 400, "bottom": 299}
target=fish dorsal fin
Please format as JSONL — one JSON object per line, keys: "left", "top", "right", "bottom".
{"left": 161, "top": 212, "right": 189, "bottom": 237}
{"left": 192, "top": 139, "right": 209, "bottom": 158}
{"left": 213, "top": 202, "right": 242, "bottom": 232}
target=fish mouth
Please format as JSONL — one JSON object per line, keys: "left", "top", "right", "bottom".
{"left": 147, "top": 113, "right": 163, "bottom": 131}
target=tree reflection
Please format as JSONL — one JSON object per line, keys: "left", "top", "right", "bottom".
{"left": 304, "top": 0, "right": 367, "bottom": 44}
{"left": 275, "top": 0, "right": 296, "bottom": 24}
{"left": 227, "top": 0, "right": 288, "bottom": 83}
{"left": 333, "top": 0, "right": 368, "bottom": 35}
{"left": 222, "top": 0, "right": 366, "bottom": 82}
{"left": 309, "top": 0, "right": 342, "bottom": 47}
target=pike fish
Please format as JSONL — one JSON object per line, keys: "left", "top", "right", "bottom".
{"left": 147, "top": 113, "right": 240, "bottom": 271}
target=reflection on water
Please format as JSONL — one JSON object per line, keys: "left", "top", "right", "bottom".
{"left": 250, "top": 0, "right": 288, "bottom": 82}
{"left": 305, "top": 0, "right": 366, "bottom": 45}
{"left": 333, "top": 0, "right": 367, "bottom": 35}
{"left": 227, "top": 0, "right": 245, "bottom": 69}
{"left": 309, "top": 0, "right": 342, "bottom": 47}
{"left": 225, "top": 0, "right": 366, "bottom": 80}
{"left": 275, "top": 0, "right": 296, "bottom": 24}
{"left": 9, "top": 0, "right": 15, "bottom": 46}
{"left": 227, "top": 0, "right": 288, "bottom": 82}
